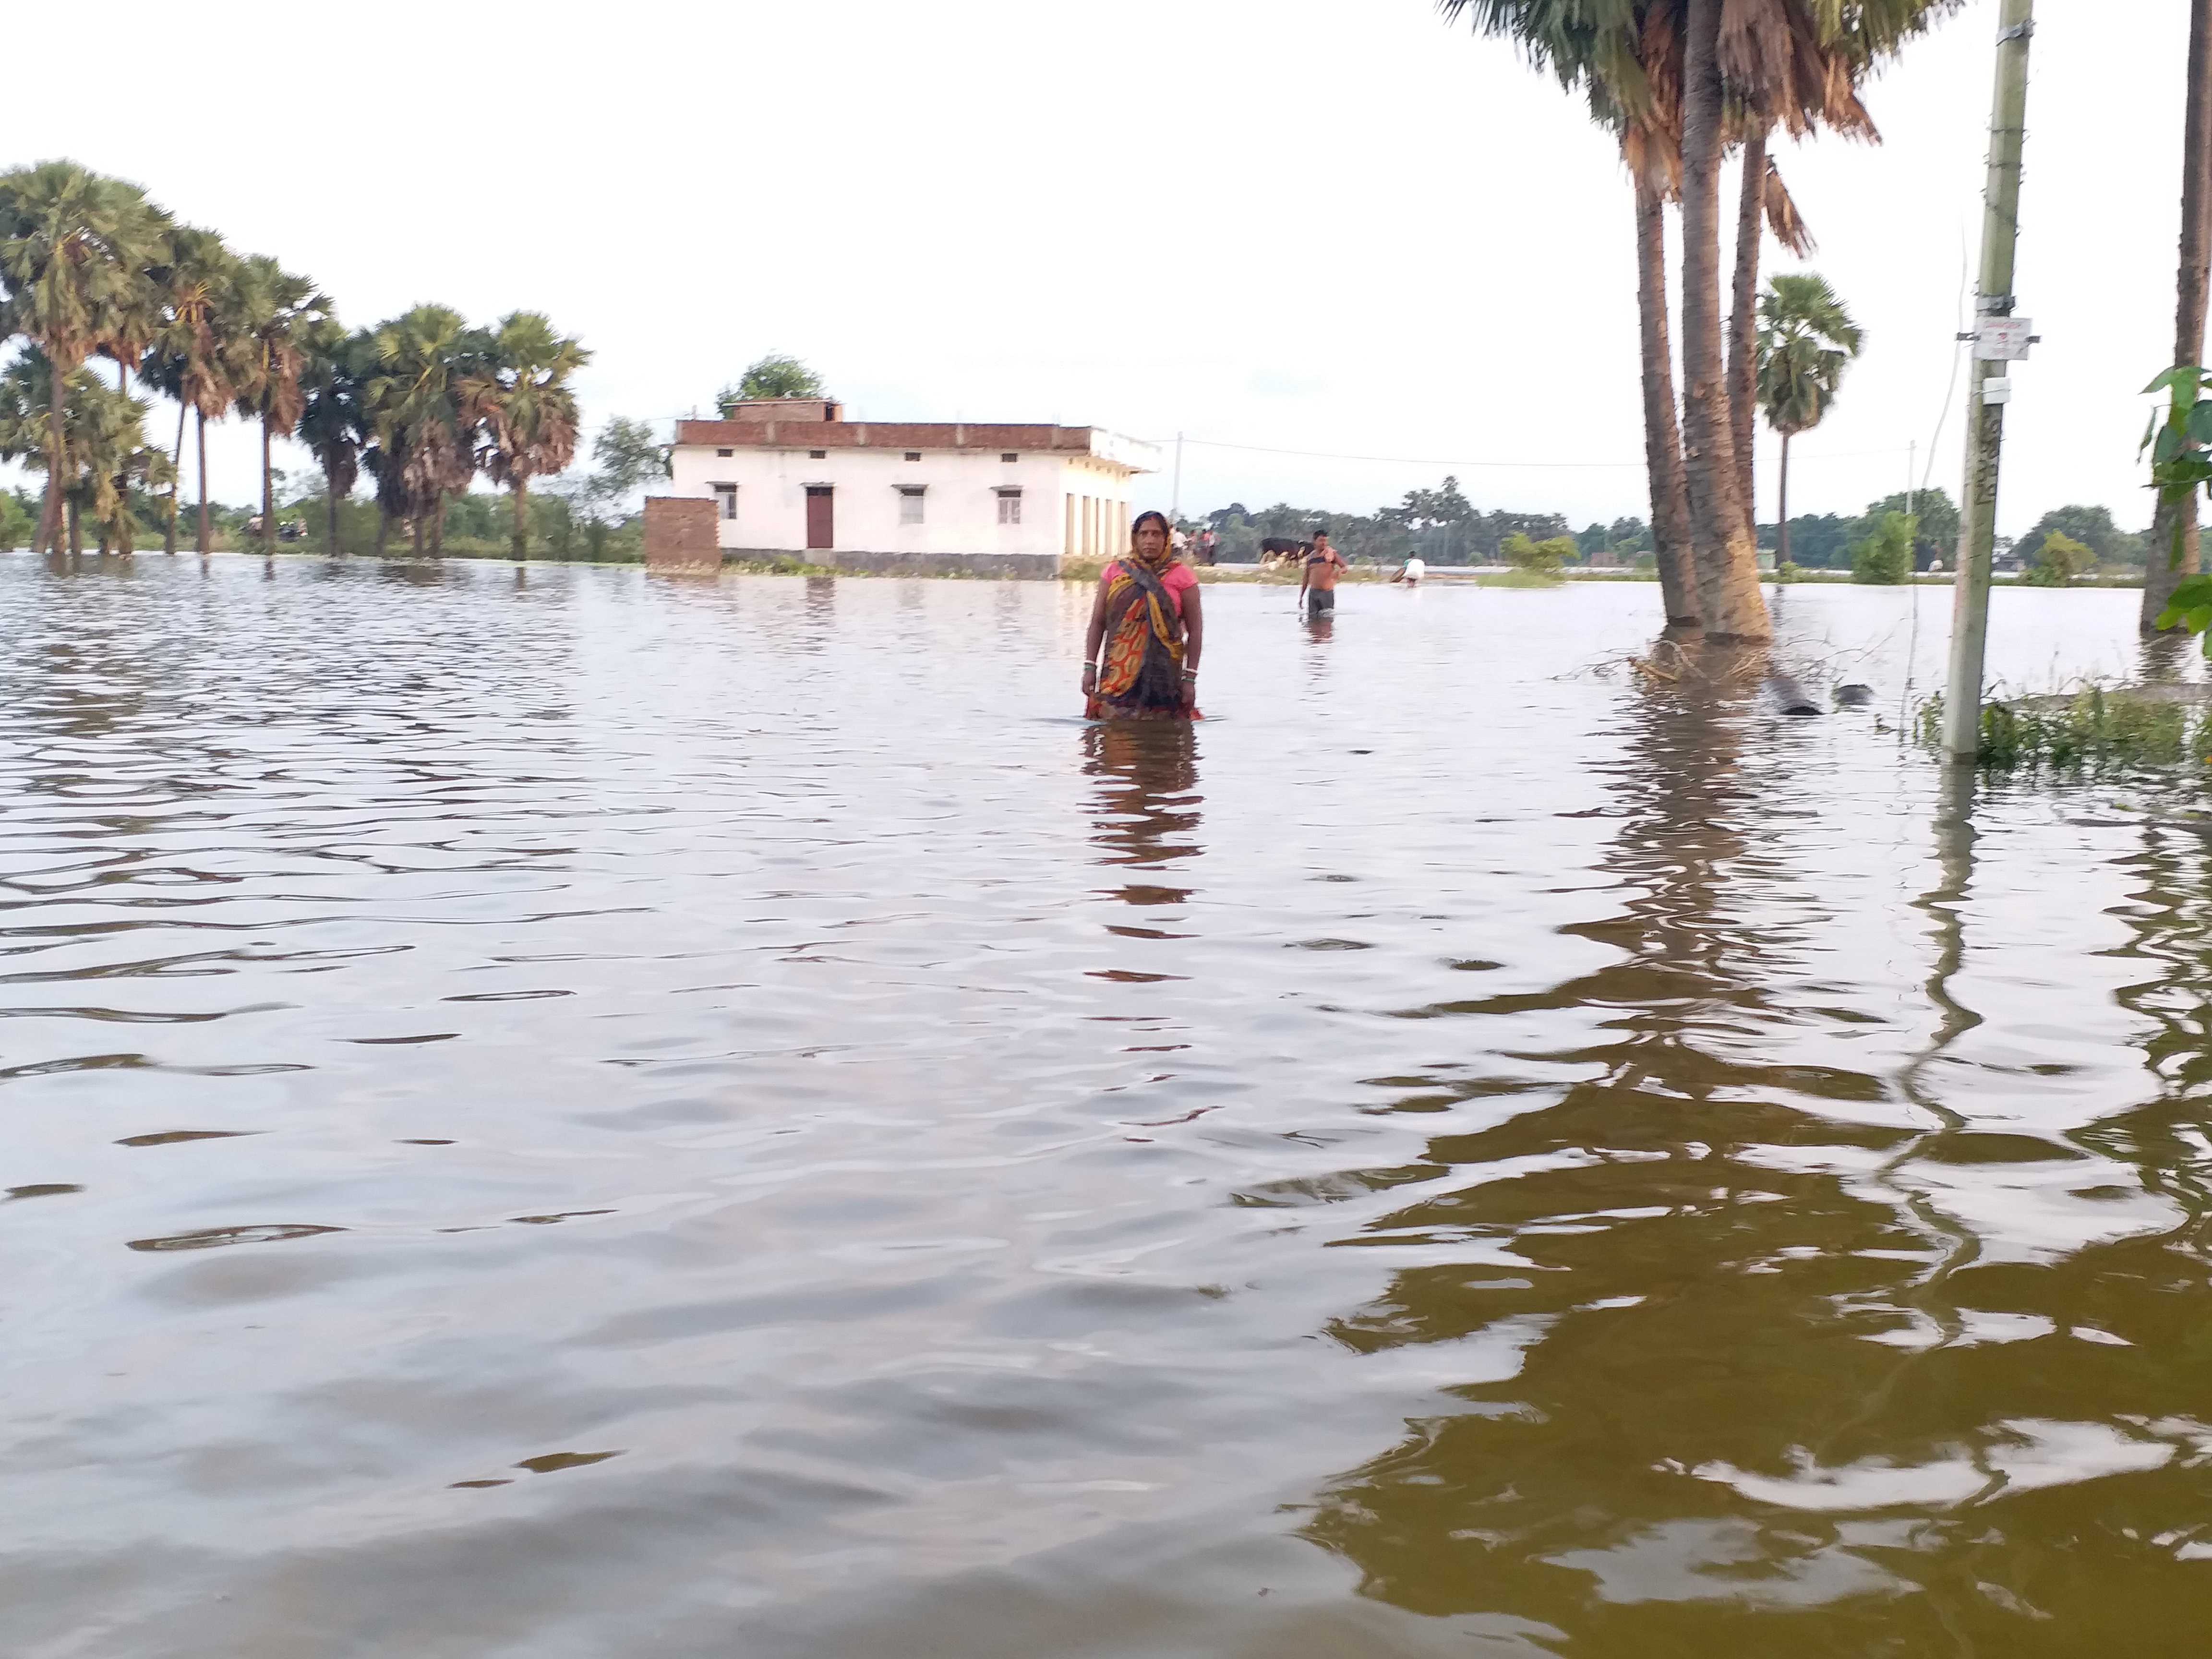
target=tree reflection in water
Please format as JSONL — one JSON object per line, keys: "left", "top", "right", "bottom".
{"left": 1287, "top": 673, "right": 2212, "bottom": 1652}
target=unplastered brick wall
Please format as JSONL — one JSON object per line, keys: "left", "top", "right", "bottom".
{"left": 643, "top": 497, "right": 721, "bottom": 571}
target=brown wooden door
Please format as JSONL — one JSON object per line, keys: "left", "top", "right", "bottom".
{"left": 805, "top": 487, "right": 833, "bottom": 550}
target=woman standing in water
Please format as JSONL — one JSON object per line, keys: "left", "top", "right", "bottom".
{"left": 1082, "top": 510, "right": 1204, "bottom": 720}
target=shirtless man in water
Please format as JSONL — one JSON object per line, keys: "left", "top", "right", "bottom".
{"left": 1300, "top": 532, "right": 1346, "bottom": 618}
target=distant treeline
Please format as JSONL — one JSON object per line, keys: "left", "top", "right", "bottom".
{"left": 1187, "top": 476, "right": 2152, "bottom": 577}
{"left": 1190, "top": 477, "right": 1582, "bottom": 566}
{"left": 1755, "top": 494, "right": 2148, "bottom": 572}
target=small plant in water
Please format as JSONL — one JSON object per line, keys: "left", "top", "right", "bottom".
{"left": 1917, "top": 687, "right": 2207, "bottom": 771}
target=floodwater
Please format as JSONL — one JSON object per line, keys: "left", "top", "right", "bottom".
{"left": 7, "top": 554, "right": 2212, "bottom": 1658}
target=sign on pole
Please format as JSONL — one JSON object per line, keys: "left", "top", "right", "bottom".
{"left": 1974, "top": 316, "right": 2035, "bottom": 361}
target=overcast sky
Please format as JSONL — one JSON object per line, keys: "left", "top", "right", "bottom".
{"left": 2, "top": 0, "right": 2185, "bottom": 536}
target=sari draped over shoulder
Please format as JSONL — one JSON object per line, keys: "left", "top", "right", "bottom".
{"left": 1089, "top": 557, "right": 1198, "bottom": 721}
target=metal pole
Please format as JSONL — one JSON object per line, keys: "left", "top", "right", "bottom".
{"left": 1941, "top": 0, "right": 2034, "bottom": 760}
{"left": 1171, "top": 432, "right": 1184, "bottom": 522}
{"left": 1907, "top": 439, "right": 1917, "bottom": 518}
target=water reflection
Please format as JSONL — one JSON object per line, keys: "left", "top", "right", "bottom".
{"left": 1296, "top": 675, "right": 2212, "bottom": 1646}
{"left": 1082, "top": 721, "right": 1202, "bottom": 904}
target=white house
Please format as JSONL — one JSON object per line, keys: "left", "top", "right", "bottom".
{"left": 664, "top": 400, "right": 1160, "bottom": 577}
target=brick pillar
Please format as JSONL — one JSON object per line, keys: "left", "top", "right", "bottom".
{"left": 643, "top": 497, "right": 721, "bottom": 573}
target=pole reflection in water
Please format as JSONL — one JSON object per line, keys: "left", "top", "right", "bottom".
{"left": 1291, "top": 674, "right": 2212, "bottom": 1650}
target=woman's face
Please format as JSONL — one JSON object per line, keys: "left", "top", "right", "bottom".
{"left": 1134, "top": 522, "right": 1169, "bottom": 559}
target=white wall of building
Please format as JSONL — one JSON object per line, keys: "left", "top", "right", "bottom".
{"left": 668, "top": 441, "right": 1143, "bottom": 559}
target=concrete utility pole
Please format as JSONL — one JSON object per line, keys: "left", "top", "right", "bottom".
{"left": 1941, "top": 0, "right": 2035, "bottom": 760}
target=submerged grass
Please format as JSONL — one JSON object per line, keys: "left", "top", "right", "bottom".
{"left": 1916, "top": 685, "right": 2212, "bottom": 772}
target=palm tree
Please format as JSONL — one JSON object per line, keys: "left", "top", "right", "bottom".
{"left": 1441, "top": 1, "right": 1956, "bottom": 642}
{"left": 1728, "top": 128, "right": 1813, "bottom": 533}
{"left": 0, "top": 161, "right": 169, "bottom": 554}
{"left": 297, "top": 328, "right": 371, "bottom": 554}
{"left": 138, "top": 223, "right": 238, "bottom": 555}
{"left": 1755, "top": 273, "right": 1863, "bottom": 570}
{"left": 0, "top": 349, "right": 168, "bottom": 555}
{"left": 229, "top": 255, "right": 332, "bottom": 552}
{"left": 2145, "top": 0, "right": 2212, "bottom": 634}
{"left": 363, "top": 304, "right": 483, "bottom": 556}
{"left": 460, "top": 312, "right": 590, "bottom": 561}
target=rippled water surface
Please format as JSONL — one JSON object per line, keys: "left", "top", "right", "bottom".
{"left": 10, "top": 554, "right": 2212, "bottom": 1657}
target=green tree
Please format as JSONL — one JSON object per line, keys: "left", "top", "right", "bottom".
{"left": 0, "top": 489, "right": 31, "bottom": 549}
{"left": 1755, "top": 272, "right": 1863, "bottom": 569}
{"left": 1850, "top": 511, "right": 1916, "bottom": 585}
{"left": 1859, "top": 488, "right": 1959, "bottom": 568}
{"left": 554, "top": 416, "right": 667, "bottom": 559}
{"left": 1502, "top": 531, "right": 1570, "bottom": 574}
{"left": 460, "top": 312, "right": 590, "bottom": 560}
{"left": 2020, "top": 504, "right": 2128, "bottom": 567}
{"left": 719, "top": 353, "right": 823, "bottom": 411}
{"left": 0, "top": 161, "right": 170, "bottom": 553}
{"left": 2023, "top": 530, "right": 2096, "bottom": 586}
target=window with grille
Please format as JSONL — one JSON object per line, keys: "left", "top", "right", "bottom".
{"left": 711, "top": 483, "right": 737, "bottom": 521}
{"left": 898, "top": 487, "right": 926, "bottom": 525}
{"left": 996, "top": 489, "right": 1022, "bottom": 526}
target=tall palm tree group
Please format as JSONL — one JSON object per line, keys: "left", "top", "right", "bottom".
{"left": 1444, "top": 0, "right": 1960, "bottom": 642}
{"left": 0, "top": 159, "right": 587, "bottom": 559}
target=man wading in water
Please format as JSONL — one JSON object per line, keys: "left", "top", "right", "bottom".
{"left": 1300, "top": 531, "right": 1346, "bottom": 619}
{"left": 1082, "top": 510, "right": 1203, "bottom": 720}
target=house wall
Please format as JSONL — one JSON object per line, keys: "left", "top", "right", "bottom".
{"left": 667, "top": 443, "right": 1142, "bottom": 574}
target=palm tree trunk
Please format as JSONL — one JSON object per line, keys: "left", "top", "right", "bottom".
{"left": 376, "top": 508, "right": 390, "bottom": 558}
{"left": 326, "top": 469, "right": 341, "bottom": 555}
{"left": 511, "top": 478, "right": 530, "bottom": 561}
{"left": 431, "top": 495, "right": 447, "bottom": 557}
{"left": 411, "top": 515, "right": 425, "bottom": 557}
{"left": 37, "top": 351, "right": 68, "bottom": 556}
{"left": 1636, "top": 176, "right": 1698, "bottom": 630}
{"left": 166, "top": 400, "right": 186, "bottom": 554}
{"left": 1730, "top": 127, "right": 1767, "bottom": 541}
{"left": 261, "top": 410, "right": 275, "bottom": 553}
{"left": 2146, "top": 0, "right": 2212, "bottom": 633}
{"left": 1678, "top": 0, "right": 1770, "bottom": 643}
{"left": 196, "top": 410, "right": 210, "bottom": 555}
{"left": 67, "top": 496, "right": 81, "bottom": 558}
{"left": 1777, "top": 432, "right": 1793, "bottom": 570}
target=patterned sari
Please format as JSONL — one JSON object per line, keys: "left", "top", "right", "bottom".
{"left": 1088, "top": 555, "right": 1198, "bottom": 721}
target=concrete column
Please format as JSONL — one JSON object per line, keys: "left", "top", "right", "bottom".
{"left": 1064, "top": 493, "right": 1077, "bottom": 558}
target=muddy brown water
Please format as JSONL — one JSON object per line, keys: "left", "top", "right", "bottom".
{"left": 7, "top": 554, "right": 2212, "bottom": 1657}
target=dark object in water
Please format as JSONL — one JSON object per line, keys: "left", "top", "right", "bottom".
{"left": 1259, "top": 537, "right": 1313, "bottom": 561}
{"left": 1768, "top": 672, "right": 1824, "bottom": 716}
{"left": 1835, "top": 683, "right": 1876, "bottom": 708}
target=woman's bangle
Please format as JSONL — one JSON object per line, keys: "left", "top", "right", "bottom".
{"left": 1181, "top": 668, "right": 1198, "bottom": 679}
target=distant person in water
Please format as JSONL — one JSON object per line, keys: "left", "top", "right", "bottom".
{"left": 1301, "top": 532, "right": 1346, "bottom": 617}
{"left": 1394, "top": 553, "right": 1426, "bottom": 585}
{"left": 1083, "top": 510, "right": 1203, "bottom": 720}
